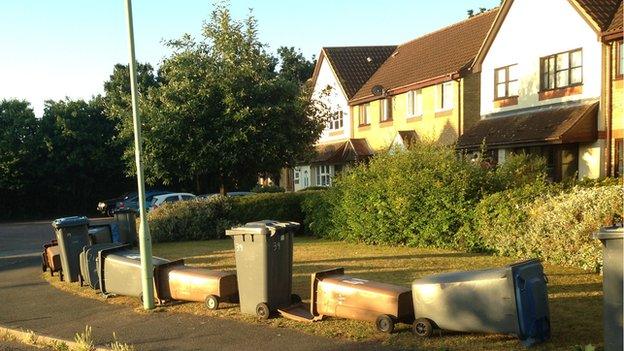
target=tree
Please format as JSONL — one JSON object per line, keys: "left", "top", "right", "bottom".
{"left": 0, "top": 100, "right": 46, "bottom": 217}
{"left": 277, "top": 46, "right": 315, "bottom": 84}
{"left": 122, "top": 3, "right": 328, "bottom": 194}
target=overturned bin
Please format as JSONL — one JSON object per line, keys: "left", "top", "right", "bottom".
{"left": 226, "top": 220, "right": 300, "bottom": 318}
{"left": 52, "top": 216, "right": 90, "bottom": 282}
{"left": 87, "top": 225, "right": 113, "bottom": 245}
{"left": 156, "top": 261, "right": 238, "bottom": 310}
{"left": 41, "top": 240, "right": 63, "bottom": 280}
{"left": 280, "top": 268, "right": 413, "bottom": 333}
{"left": 98, "top": 246, "right": 177, "bottom": 303}
{"left": 79, "top": 243, "right": 128, "bottom": 289}
{"left": 411, "top": 259, "right": 550, "bottom": 346}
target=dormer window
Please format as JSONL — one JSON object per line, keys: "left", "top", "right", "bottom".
{"left": 540, "top": 49, "right": 582, "bottom": 91}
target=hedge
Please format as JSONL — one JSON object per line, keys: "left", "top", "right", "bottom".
{"left": 148, "top": 191, "right": 322, "bottom": 242}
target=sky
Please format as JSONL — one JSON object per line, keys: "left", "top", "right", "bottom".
{"left": 0, "top": 0, "right": 500, "bottom": 117}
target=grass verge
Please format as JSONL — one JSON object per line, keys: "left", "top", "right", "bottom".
{"left": 45, "top": 237, "right": 603, "bottom": 350}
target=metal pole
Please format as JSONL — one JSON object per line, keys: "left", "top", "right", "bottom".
{"left": 124, "top": 0, "right": 154, "bottom": 310}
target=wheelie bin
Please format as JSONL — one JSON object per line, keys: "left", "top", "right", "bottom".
{"left": 79, "top": 243, "right": 128, "bottom": 289}
{"left": 595, "top": 226, "right": 623, "bottom": 351}
{"left": 113, "top": 209, "right": 137, "bottom": 245}
{"left": 411, "top": 259, "right": 550, "bottom": 346}
{"left": 97, "top": 245, "right": 176, "bottom": 303}
{"left": 51, "top": 216, "right": 90, "bottom": 282}
{"left": 41, "top": 240, "right": 63, "bottom": 280}
{"left": 279, "top": 268, "right": 413, "bottom": 333}
{"left": 226, "top": 220, "right": 300, "bottom": 318}
{"left": 88, "top": 225, "right": 113, "bottom": 245}
{"left": 155, "top": 260, "right": 238, "bottom": 310}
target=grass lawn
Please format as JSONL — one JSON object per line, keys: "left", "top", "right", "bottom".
{"left": 47, "top": 237, "right": 603, "bottom": 350}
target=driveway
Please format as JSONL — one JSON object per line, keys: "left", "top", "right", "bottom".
{"left": 0, "top": 221, "right": 398, "bottom": 351}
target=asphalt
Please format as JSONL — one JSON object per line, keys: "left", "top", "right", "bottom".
{"left": 0, "top": 220, "right": 398, "bottom": 351}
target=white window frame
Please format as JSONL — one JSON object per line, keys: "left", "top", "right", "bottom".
{"left": 293, "top": 168, "right": 300, "bottom": 185}
{"left": 380, "top": 98, "right": 392, "bottom": 122}
{"left": 303, "top": 170, "right": 309, "bottom": 187}
{"left": 315, "top": 165, "right": 333, "bottom": 186}
{"left": 407, "top": 89, "right": 423, "bottom": 117}
{"left": 359, "top": 103, "right": 370, "bottom": 125}
{"left": 436, "top": 82, "right": 454, "bottom": 112}
{"left": 327, "top": 111, "right": 344, "bottom": 131}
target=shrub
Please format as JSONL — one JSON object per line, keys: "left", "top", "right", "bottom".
{"left": 251, "top": 184, "right": 285, "bottom": 193}
{"left": 148, "top": 196, "right": 232, "bottom": 242}
{"left": 316, "top": 143, "right": 490, "bottom": 247}
{"left": 148, "top": 191, "right": 323, "bottom": 241}
{"left": 301, "top": 188, "right": 336, "bottom": 237}
{"left": 492, "top": 152, "right": 549, "bottom": 190}
{"left": 468, "top": 185, "right": 623, "bottom": 270}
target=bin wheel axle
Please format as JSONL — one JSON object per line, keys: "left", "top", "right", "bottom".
{"left": 205, "top": 295, "right": 220, "bottom": 310}
{"left": 413, "top": 318, "right": 433, "bottom": 337}
{"left": 256, "top": 303, "right": 270, "bottom": 320}
{"left": 375, "top": 314, "right": 395, "bottom": 333}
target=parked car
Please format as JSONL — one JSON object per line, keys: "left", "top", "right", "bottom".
{"left": 149, "top": 193, "right": 196, "bottom": 211}
{"left": 116, "top": 190, "right": 171, "bottom": 214}
{"left": 97, "top": 193, "right": 132, "bottom": 217}
{"left": 197, "top": 191, "right": 253, "bottom": 199}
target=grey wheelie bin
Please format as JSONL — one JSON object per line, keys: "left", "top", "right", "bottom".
{"left": 113, "top": 209, "right": 137, "bottom": 245}
{"left": 88, "top": 225, "right": 113, "bottom": 245}
{"left": 595, "top": 226, "right": 623, "bottom": 351}
{"left": 411, "top": 259, "right": 550, "bottom": 347}
{"left": 98, "top": 245, "right": 177, "bottom": 303}
{"left": 51, "top": 216, "right": 90, "bottom": 282}
{"left": 226, "top": 220, "right": 300, "bottom": 318}
{"left": 79, "top": 243, "right": 128, "bottom": 289}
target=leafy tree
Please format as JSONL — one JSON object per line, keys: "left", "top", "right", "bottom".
{"left": 277, "top": 46, "right": 315, "bottom": 84}
{"left": 0, "top": 100, "right": 46, "bottom": 216}
{"left": 125, "top": 3, "right": 328, "bottom": 194}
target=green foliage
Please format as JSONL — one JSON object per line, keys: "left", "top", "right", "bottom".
{"left": 468, "top": 185, "right": 623, "bottom": 270}
{"left": 149, "top": 196, "right": 232, "bottom": 242}
{"left": 492, "top": 152, "right": 549, "bottom": 190}
{"left": 300, "top": 188, "right": 336, "bottom": 237}
{"left": 148, "top": 191, "right": 323, "bottom": 242}
{"left": 277, "top": 46, "right": 315, "bottom": 84}
{"left": 314, "top": 143, "right": 490, "bottom": 247}
{"left": 251, "top": 184, "right": 285, "bottom": 193}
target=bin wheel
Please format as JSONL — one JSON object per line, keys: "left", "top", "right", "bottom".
{"left": 291, "top": 293, "right": 302, "bottom": 304}
{"left": 205, "top": 295, "right": 220, "bottom": 310}
{"left": 375, "top": 314, "right": 395, "bottom": 333}
{"left": 412, "top": 318, "right": 433, "bottom": 337}
{"left": 256, "top": 303, "right": 270, "bottom": 320}
{"left": 59, "top": 271, "right": 64, "bottom": 282}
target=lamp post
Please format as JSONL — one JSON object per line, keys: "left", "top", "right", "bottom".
{"left": 124, "top": 0, "right": 155, "bottom": 310}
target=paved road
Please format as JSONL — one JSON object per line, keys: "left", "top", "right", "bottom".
{"left": 0, "top": 221, "right": 399, "bottom": 351}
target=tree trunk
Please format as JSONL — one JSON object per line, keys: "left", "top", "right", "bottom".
{"left": 219, "top": 174, "right": 226, "bottom": 195}
{"left": 195, "top": 175, "right": 201, "bottom": 195}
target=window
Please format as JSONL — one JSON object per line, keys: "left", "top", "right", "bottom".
{"left": 616, "top": 139, "right": 623, "bottom": 178}
{"left": 407, "top": 89, "right": 423, "bottom": 117}
{"left": 181, "top": 195, "right": 194, "bottom": 201}
{"left": 293, "top": 169, "right": 300, "bottom": 185}
{"left": 164, "top": 196, "right": 179, "bottom": 203}
{"left": 540, "top": 49, "right": 582, "bottom": 91}
{"left": 494, "top": 64, "right": 519, "bottom": 99}
{"left": 328, "top": 111, "right": 344, "bottom": 130}
{"left": 617, "top": 41, "right": 623, "bottom": 77}
{"left": 303, "top": 170, "right": 309, "bottom": 187}
{"left": 315, "top": 165, "right": 332, "bottom": 186}
{"left": 436, "top": 82, "right": 454, "bottom": 111}
{"left": 380, "top": 98, "right": 392, "bottom": 122}
{"left": 358, "top": 103, "right": 370, "bottom": 125}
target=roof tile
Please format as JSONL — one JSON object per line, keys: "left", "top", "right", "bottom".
{"left": 351, "top": 9, "right": 498, "bottom": 102}
{"left": 575, "top": 0, "right": 622, "bottom": 31}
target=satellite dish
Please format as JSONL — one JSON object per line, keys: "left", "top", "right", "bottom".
{"left": 371, "top": 85, "right": 384, "bottom": 96}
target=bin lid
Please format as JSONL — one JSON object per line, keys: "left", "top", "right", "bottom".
{"left": 594, "top": 225, "right": 624, "bottom": 241}
{"left": 226, "top": 220, "right": 300, "bottom": 236}
{"left": 52, "top": 216, "right": 89, "bottom": 229}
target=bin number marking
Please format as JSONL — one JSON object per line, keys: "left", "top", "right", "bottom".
{"left": 235, "top": 243, "right": 244, "bottom": 252}
{"left": 272, "top": 242, "right": 281, "bottom": 252}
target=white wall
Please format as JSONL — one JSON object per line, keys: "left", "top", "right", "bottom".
{"left": 314, "top": 55, "right": 351, "bottom": 143}
{"left": 293, "top": 165, "right": 311, "bottom": 192}
{"left": 480, "top": 0, "right": 602, "bottom": 116}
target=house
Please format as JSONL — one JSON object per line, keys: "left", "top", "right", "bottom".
{"left": 289, "top": 46, "right": 396, "bottom": 191}
{"left": 347, "top": 9, "right": 499, "bottom": 152}
{"left": 457, "top": 0, "right": 622, "bottom": 181}
{"left": 601, "top": 1, "right": 623, "bottom": 177}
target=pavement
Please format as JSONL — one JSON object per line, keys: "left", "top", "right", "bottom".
{"left": 0, "top": 220, "right": 398, "bottom": 351}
